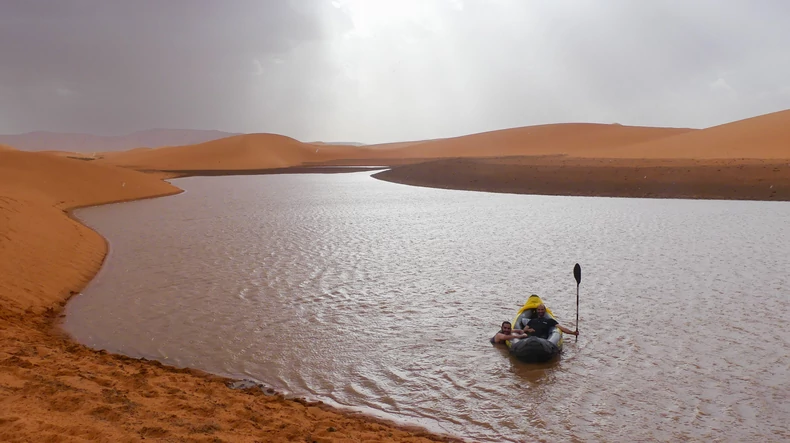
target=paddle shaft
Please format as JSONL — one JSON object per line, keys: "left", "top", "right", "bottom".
{"left": 573, "top": 263, "right": 581, "bottom": 342}
{"left": 575, "top": 283, "right": 579, "bottom": 342}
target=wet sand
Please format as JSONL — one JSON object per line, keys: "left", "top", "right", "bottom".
{"left": 373, "top": 156, "right": 790, "bottom": 201}
{"left": 0, "top": 150, "right": 460, "bottom": 443}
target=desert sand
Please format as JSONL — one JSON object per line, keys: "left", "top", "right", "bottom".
{"left": 96, "top": 133, "right": 371, "bottom": 171}
{"left": 371, "top": 110, "right": 790, "bottom": 199}
{"left": 97, "top": 110, "right": 790, "bottom": 201}
{"left": 0, "top": 129, "right": 240, "bottom": 153}
{"left": 0, "top": 149, "right": 459, "bottom": 442}
{"left": 2, "top": 108, "right": 789, "bottom": 442}
{"left": 97, "top": 122, "right": 695, "bottom": 171}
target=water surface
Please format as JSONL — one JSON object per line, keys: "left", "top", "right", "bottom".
{"left": 65, "top": 172, "right": 790, "bottom": 442}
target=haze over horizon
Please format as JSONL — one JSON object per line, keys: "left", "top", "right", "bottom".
{"left": 2, "top": 0, "right": 790, "bottom": 144}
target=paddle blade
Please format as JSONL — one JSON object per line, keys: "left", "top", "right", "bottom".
{"left": 573, "top": 263, "right": 581, "bottom": 285}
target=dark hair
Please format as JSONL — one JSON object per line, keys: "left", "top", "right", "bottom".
{"left": 501, "top": 321, "right": 512, "bottom": 328}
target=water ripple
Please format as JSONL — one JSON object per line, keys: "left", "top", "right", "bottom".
{"left": 65, "top": 172, "right": 790, "bottom": 442}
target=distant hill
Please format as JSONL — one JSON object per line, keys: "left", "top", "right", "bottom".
{"left": 0, "top": 129, "right": 242, "bottom": 153}
{"left": 98, "top": 122, "right": 694, "bottom": 172}
{"left": 593, "top": 108, "right": 790, "bottom": 159}
{"left": 358, "top": 123, "right": 695, "bottom": 159}
{"left": 98, "top": 133, "right": 369, "bottom": 170}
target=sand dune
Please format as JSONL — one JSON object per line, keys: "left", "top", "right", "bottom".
{"left": 101, "top": 109, "right": 788, "bottom": 172}
{"left": 100, "top": 123, "right": 696, "bottom": 172}
{"left": 11, "top": 109, "right": 790, "bottom": 173}
{"left": 99, "top": 132, "right": 368, "bottom": 170}
{"left": 362, "top": 124, "right": 695, "bottom": 160}
{"left": 372, "top": 110, "right": 790, "bottom": 200}
{"left": 0, "top": 128, "right": 241, "bottom": 153}
{"left": 0, "top": 143, "right": 15, "bottom": 151}
{"left": 35, "top": 150, "right": 100, "bottom": 160}
{"left": 0, "top": 150, "right": 181, "bottom": 314}
{"left": 590, "top": 109, "right": 790, "bottom": 159}
{"left": 0, "top": 151, "right": 179, "bottom": 217}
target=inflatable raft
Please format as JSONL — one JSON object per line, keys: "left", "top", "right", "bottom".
{"left": 507, "top": 294, "right": 564, "bottom": 362}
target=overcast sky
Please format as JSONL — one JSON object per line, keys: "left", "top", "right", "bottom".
{"left": 2, "top": 0, "right": 789, "bottom": 143}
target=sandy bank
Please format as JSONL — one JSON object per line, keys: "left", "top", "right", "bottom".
{"left": 369, "top": 110, "right": 790, "bottom": 200}
{"left": 0, "top": 151, "right": 460, "bottom": 442}
{"left": 372, "top": 156, "right": 790, "bottom": 201}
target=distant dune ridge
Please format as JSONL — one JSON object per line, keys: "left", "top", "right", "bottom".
{"left": 68, "top": 109, "right": 787, "bottom": 173}
{"left": 359, "top": 123, "right": 696, "bottom": 159}
{"left": 10, "top": 109, "right": 790, "bottom": 166}
{"left": 0, "top": 128, "right": 241, "bottom": 153}
{"left": 592, "top": 108, "right": 790, "bottom": 159}
{"left": 96, "top": 123, "right": 693, "bottom": 171}
{"left": 98, "top": 133, "right": 370, "bottom": 170}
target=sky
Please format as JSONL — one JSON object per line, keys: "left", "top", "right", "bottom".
{"left": 1, "top": 0, "right": 790, "bottom": 143}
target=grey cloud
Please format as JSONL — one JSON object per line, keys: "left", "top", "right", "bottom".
{"left": 0, "top": 0, "right": 349, "bottom": 135}
{"left": 1, "top": 0, "right": 789, "bottom": 143}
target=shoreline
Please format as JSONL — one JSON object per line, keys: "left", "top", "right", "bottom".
{"left": 158, "top": 165, "right": 391, "bottom": 178}
{"left": 371, "top": 156, "right": 790, "bottom": 201}
{"left": 61, "top": 186, "right": 463, "bottom": 442}
{"left": 0, "top": 163, "right": 464, "bottom": 442}
{"left": 59, "top": 194, "right": 459, "bottom": 439}
{"left": 141, "top": 156, "right": 790, "bottom": 202}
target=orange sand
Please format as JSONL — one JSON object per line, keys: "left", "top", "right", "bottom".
{"left": 96, "top": 110, "right": 789, "bottom": 173}
{"left": 367, "top": 110, "right": 790, "bottom": 200}
{"left": 98, "top": 123, "right": 695, "bottom": 171}
{"left": 0, "top": 150, "right": 460, "bottom": 442}
{"left": 0, "top": 129, "right": 239, "bottom": 153}
{"left": 586, "top": 109, "right": 790, "bottom": 159}
{"left": 97, "top": 133, "right": 370, "bottom": 171}
{"left": 362, "top": 124, "right": 695, "bottom": 160}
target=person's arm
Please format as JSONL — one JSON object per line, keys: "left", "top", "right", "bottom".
{"left": 494, "top": 332, "right": 526, "bottom": 343}
{"left": 557, "top": 324, "right": 578, "bottom": 336}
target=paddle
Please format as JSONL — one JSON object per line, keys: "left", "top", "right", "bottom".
{"left": 573, "top": 263, "right": 581, "bottom": 342}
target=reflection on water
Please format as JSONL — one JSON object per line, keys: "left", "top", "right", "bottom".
{"left": 65, "top": 172, "right": 790, "bottom": 442}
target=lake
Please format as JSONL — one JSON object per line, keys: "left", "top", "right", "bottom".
{"left": 64, "top": 171, "right": 790, "bottom": 442}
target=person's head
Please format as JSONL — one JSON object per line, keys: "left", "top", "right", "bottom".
{"left": 535, "top": 304, "right": 546, "bottom": 318}
{"left": 500, "top": 321, "right": 512, "bottom": 333}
